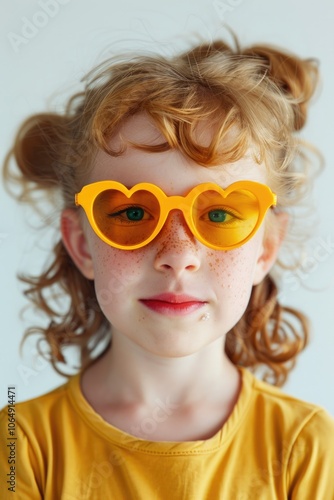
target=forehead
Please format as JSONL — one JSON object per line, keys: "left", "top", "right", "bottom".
{"left": 89, "top": 113, "right": 269, "bottom": 192}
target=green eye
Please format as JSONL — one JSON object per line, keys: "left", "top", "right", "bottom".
{"left": 208, "top": 209, "right": 229, "bottom": 223}
{"left": 108, "top": 205, "right": 149, "bottom": 223}
{"left": 125, "top": 207, "right": 145, "bottom": 221}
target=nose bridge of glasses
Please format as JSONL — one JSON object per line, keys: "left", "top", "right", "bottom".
{"left": 159, "top": 194, "right": 196, "bottom": 231}
{"left": 155, "top": 194, "right": 195, "bottom": 238}
{"left": 164, "top": 194, "right": 192, "bottom": 213}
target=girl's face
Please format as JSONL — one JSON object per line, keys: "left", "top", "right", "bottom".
{"left": 63, "top": 113, "right": 281, "bottom": 358}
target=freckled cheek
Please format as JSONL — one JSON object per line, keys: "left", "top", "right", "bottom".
{"left": 206, "top": 246, "right": 259, "bottom": 302}
{"left": 89, "top": 238, "right": 147, "bottom": 285}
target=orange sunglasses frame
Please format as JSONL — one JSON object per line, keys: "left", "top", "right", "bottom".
{"left": 75, "top": 180, "right": 277, "bottom": 251}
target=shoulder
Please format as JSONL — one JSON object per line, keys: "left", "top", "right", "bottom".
{"left": 0, "top": 375, "right": 83, "bottom": 499}
{"left": 0, "top": 375, "right": 78, "bottom": 434}
{"left": 242, "top": 366, "right": 332, "bottom": 418}
{"left": 240, "top": 366, "right": 334, "bottom": 444}
{"left": 239, "top": 368, "right": 334, "bottom": 495}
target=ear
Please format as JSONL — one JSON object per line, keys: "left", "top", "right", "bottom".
{"left": 253, "top": 212, "right": 289, "bottom": 285}
{"left": 61, "top": 208, "right": 95, "bottom": 280}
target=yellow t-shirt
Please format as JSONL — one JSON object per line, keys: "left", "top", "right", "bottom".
{"left": 1, "top": 366, "right": 334, "bottom": 499}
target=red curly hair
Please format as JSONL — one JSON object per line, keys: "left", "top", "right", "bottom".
{"left": 3, "top": 38, "right": 319, "bottom": 385}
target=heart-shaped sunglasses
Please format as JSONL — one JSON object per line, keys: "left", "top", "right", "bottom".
{"left": 75, "top": 180, "right": 277, "bottom": 250}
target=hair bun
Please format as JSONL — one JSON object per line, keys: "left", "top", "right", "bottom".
{"left": 3, "top": 113, "right": 75, "bottom": 206}
{"left": 13, "top": 114, "right": 67, "bottom": 187}
{"left": 242, "top": 45, "right": 319, "bottom": 130}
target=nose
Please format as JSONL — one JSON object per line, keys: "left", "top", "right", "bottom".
{"left": 153, "top": 211, "right": 201, "bottom": 274}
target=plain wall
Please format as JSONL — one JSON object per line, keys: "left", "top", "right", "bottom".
{"left": 1, "top": 0, "right": 333, "bottom": 414}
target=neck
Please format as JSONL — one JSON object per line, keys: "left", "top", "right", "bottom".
{"left": 84, "top": 330, "right": 240, "bottom": 409}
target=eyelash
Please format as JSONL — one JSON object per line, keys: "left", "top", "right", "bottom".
{"left": 107, "top": 205, "right": 150, "bottom": 223}
{"left": 204, "top": 206, "right": 242, "bottom": 220}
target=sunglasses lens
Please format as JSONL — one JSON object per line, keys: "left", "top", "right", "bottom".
{"left": 93, "top": 190, "right": 160, "bottom": 247}
{"left": 193, "top": 189, "right": 260, "bottom": 247}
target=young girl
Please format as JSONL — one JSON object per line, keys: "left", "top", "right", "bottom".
{"left": 1, "top": 37, "right": 334, "bottom": 499}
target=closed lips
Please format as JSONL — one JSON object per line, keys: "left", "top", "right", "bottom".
{"left": 139, "top": 294, "right": 207, "bottom": 316}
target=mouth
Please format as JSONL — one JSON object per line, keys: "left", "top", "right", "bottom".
{"left": 139, "top": 293, "right": 207, "bottom": 317}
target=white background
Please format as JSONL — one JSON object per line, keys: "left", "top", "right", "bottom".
{"left": 1, "top": 0, "right": 333, "bottom": 415}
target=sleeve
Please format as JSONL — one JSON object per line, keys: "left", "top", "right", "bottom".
{"left": 287, "top": 409, "right": 334, "bottom": 499}
{"left": 0, "top": 407, "right": 43, "bottom": 500}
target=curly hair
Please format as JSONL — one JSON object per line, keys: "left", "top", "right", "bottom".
{"left": 3, "top": 38, "right": 319, "bottom": 385}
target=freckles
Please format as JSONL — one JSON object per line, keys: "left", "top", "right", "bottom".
{"left": 154, "top": 216, "right": 199, "bottom": 257}
{"left": 114, "top": 250, "right": 147, "bottom": 281}
{"left": 206, "top": 246, "right": 256, "bottom": 298}
{"left": 154, "top": 239, "right": 198, "bottom": 266}
{"left": 207, "top": 251, "right": 234, "bottom": 287}
{"left": 91, "top": 238, "right": 147, "bottom": 281}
